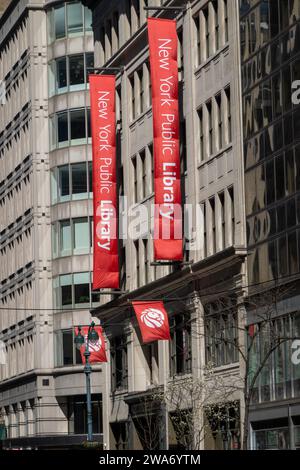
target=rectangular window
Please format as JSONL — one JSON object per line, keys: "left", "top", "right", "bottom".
{"left": 72, "top": 163, "right": 88, "bottom": 198}
{"left": 132, "top": 156, "right": 137, "bottom": 203}
{"left": 73, "top": 218, "right": 90, "bottom": 254}
{"left": 129, "top": 75, "right": 135, "bottom": 121}
{"left": 194, "top": 15, "right": 200, "bottom": 67}
{"left": 135, "top": 240, "right": 140, "bottom": 288}
{"left": 62, "top": 330, "right": 73, "bottom": 365}
{"left": 137, "top": 68, "right": 143, "bottom": 115}
{"left": 206, "top": 100, "right": 213, "bottom": 157}
{"left": 54, "top": 5, "right": 66, "bottom": 39}
{"left": 111, "top": 336, "right": 128, "bottom": 392}
{"left": 215, "top": 93, "right": 222, "bottom": 151}
{"left": 74, "top": 272, "right": 90, "bottom": 306}
{"left": 86, "top": 53, "right": 94, "bottom": 83}
{"left": 60, "top": 274, "right": 72, "bottom": 308}
{"left": 60, "top": 220, "right": 72, "bottom": 256}
{"left": 143, "top": 238, "right": 148, "bottom": 285}
{"left": 58, "top": 165, "right": 70, "bottom": 201}
{"left": 68, "top": 395, "right": 103, "bottom": 435}
{"left": 140, "top": 149, "right": 146, "bottom": 199}
{"left": 69, "top": 55, "right": 85, "bottom": 90}
{"left": 170, "top": 314, "right": 192, "bottom": 376}
{"left": 67, "top": 2, "right": 83, "bottom": 36}
{"left": 57, "top": 112, "right": 68, "bottom": 146}
{"left": 205, "top": 307, "right": 238, "bottom": 367}
{"left": 209, "top": 197, "right": 216, "bottom": 254}
{"left": 56, "top": 57, "right": 67, "bottom": 93}
{"left": 224, "top": 0, "right": 228, "bottom": 43}
{"left": 70, "top": 109, "right": 86, "bottom": 142}
{"left": 225, "top": 87, "right": 231, "bottom": 144}
{"left": 198, "top": 107, "right": 204, "bottom": 162}
{"left": 84, "top": 7, "right": 93, "bottom": 32}
{"left": 219, "top": 191, "right": 225, "bottom": 250}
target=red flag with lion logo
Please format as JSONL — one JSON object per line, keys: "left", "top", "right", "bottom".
{"left": 132, "top": 301, "right": 171, "bottom": 343}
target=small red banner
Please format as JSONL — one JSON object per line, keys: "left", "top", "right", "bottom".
{"left": 132, "top": 301, "right": 171, "bottom": 343}
{"left": 75, "top": 326, "right": 107, "bottom": 364}
{"left": 89, "top": 74, "right": 119, "bottom": 289}
{"left": 148, "top": 18, "right": 183, "bottom": 260}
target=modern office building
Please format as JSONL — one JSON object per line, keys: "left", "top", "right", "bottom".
{"left": 83, "top": 0, "right": 247, "bottom": 450}
{"left": 240, "top": 0, "right": 300, "bottom": 450}
{"left": 0, "top": 0, "right": 109, "bottom": 449}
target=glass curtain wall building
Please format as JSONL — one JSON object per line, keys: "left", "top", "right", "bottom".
{"left": 240, "top": 0, "right": 300, "bottom": 449}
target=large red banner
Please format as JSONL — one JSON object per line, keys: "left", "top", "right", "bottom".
{"left": 132, "top": 301, "right": 171, "bottom": 343}
{"left": 89, "top": 75, "right": 119, "bottom": 289}
{"left": 75, "top": 326, "right": 107, "bottom": 363}
{"left": 148, "top": 18, "right": 183, "bottom": 260}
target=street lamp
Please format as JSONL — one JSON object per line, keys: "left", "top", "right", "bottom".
{"left": 74, "top": 321, "right": 99, "bottom": 442}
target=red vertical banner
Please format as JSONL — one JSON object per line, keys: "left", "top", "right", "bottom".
{"left": 148, "top": 18, "right": 183, "bottom": 261}
{"left": 89, "top": 75, "right": 119, "bottom": 289}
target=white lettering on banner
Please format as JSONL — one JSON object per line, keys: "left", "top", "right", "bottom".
{"left": 96, "top": 200, "right": 114, "bottom": 251}
{"left": 158, "top": 38, "right": 172, "bottom": 70}
{"left": 160, "top": 162, "right": 176, "bottom": 220}
{"left": 97, "top": 90, "right": 109, "bottom": 119}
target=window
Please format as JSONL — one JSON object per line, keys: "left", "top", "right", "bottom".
{"left": 140, "top": 149, "right": 146, "bottom": 199}
{"left": 143, "top": 238, "right": 148, "bottom": 285}
{"left": 48, "top": 4, "right": 92, "bottom": 42}
{"left": 57, "top": 112, "right": 68, "bottom": 147}
{"left": 51, "top": 108, "right": 90, "bottom": 149}
{"left": 225, "top": 86, "right": 231, "bottom": 144}
{"left": 55, "top": 329, "right": 81, "bottom": 366}
{"left": 54, "top": 272, "right": 91, "bottom": 309}
{"left": 68, "top": 395, "right": 103, "bottom": 435}
{"left": 54, "top": 5, "right": 65, "bottom": 40}
{"left": 137, "top": 69, "right": 143, "bottom": 115}
{"left": 67, "top": 2, "right": 83, "bottom": 36}
{"left": 59, "top": 165, "right": 70, "bottom": 201}
{"left": 218, "top": 191, "right": 225, "bottom": 250}
{"left": 86, "top": 53, "right": 94, "bottom": 82}
{"left": 206, "top": 100, "right": 213, "bottom": 157}
{"left": 135, "top": 240, "right": 140, "bottom": 288}
{"left": 70, "top": 109, "right": 86, "bottom": 142}
{"left": 205, "top": 303, "right": 238, "bottom": 367}
{"left": 51, "top": 163, "right": 91, "bottom": 204}
{"left": 69, "top": 55, "right": 85, "bottom": 90}
{"left": 129, "top": 75, "right": 135, "bottom": 121}
{"left": 194, "top": 14, "right": 201, "bottom": 67}
{"left": 56, "top": 57, "right": 67, "bottom": 93}
{"left": 74, "top": 272, "right": 90, "bottom": 305}
{"left": 72, "top": 163, "right": 88, "bottom": 198}
{"left": 84, "top": 7, "right": 93, "bottom": 32}
{"left": 228, "top": 186, "right": 235, "bottom": 246}
{"left": 111, "top": 336, "right": 128, "bottom": 391}
{"left": 209, "top": 197, "right": 216, "bottom": 254}
{"left": 198, "top": 107, "right": 204, "bottom": 162}
{"left": 60, "top": 220, "right": 71, "bottom": 256}
{"left": 52, "top": 217, "right": 91, "bottom": 258}
{"left": 132, "top": 156, "right": 137, "bottom": 203}
{"left": 170, "top": 314, "right": 192, "bottom": 376}
{"left": 49, "top": 53, "right": 94, "bottom": 97}
{"left": 215, "top": 94, "right": 222, "bottom": 151}
{"left": 249, "top": 312, "right": 300, "bottom": 404}
{"left": 74, "top": 218, "right": 90, "bottom": 254}
{"left": 60, "top": 274, "right": 72, "bottom": 307}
